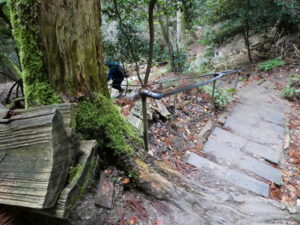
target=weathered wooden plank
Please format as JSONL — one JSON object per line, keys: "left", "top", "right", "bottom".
{"left": 40, "top": 140, "right": 98, "bottom": 218}
{"left": 14, "top": 104, "right": 74, "bottom": 136}
{"left": 14, "top": 104, "right": 80, "bottom": 164}
{"left": 0, "top": 109, "right": 71, "bottom": 209}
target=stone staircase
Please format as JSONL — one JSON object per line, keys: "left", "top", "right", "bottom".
{"left": 187, "top": 81, "right": 287, "bottom": 197}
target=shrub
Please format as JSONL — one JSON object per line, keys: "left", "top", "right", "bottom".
{"left": 202, "top": 86, "right": 233, "bottom": 108}
{"left": 281, "top": 74, "right": 300, "bottom": 99}
{"left": 258, "top": 58, "right": 285, "bottom": 71}
{"left": 173, "top": 48, "right": 188, "bottom": 73}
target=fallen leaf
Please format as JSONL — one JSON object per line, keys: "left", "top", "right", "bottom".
{"left": 123, "top": 178, "right": 130, "bottom": 184}
{"left": 128, "top": 216, "right": 138, "bottom": 225}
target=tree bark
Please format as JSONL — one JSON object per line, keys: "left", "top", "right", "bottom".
{"left": 38, "top": 0, "right": 108, "bottom": 97}
{"left": 144, "top": 0, "right": 157, "bottom": 85}
{"left": 0, "top": 51, "right": 21, "bottom": 79}
{"left": 8, "top": 0, "right": 109, "bottom": 107}
{"left": 158, "top": 15, "right": 176, "bottom": 72}
{"left": 176, "top": 8, "right": 186, "bottom": 49}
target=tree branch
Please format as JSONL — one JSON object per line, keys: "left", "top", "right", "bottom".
{"left": 112, "top": 0, "right": 143, "bottom": 84}
{"left": 144, "top": 0, "right": 157, "bottom": 86}
{"left": 0, "top": 2, "right": 11, "bottom": 29}
{"left": 0, "top": 52, "right": 22, "bottom": 79}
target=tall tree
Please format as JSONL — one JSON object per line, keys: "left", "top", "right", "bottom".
{"left": 7, "top": 0, "right": 141, "bottom": 159}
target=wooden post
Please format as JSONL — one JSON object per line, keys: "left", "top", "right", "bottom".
{"left": 141, "top": 95, "right": 149, "bottom": 152}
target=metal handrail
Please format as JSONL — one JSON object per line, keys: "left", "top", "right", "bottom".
{"left": 139, "top": 70, "right": 241, "bottom": 99}
{"left": 139, "top": 69, "right": 242, "bottom": 152}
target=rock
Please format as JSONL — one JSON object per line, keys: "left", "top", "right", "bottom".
{"left": 0, "top": 103, "right": 7, "bottom": 110}
{"left": 217, "top": 112, "right": 229, "bottom": 125}
{"left": 127, "top": 113, "right": 143, "bottom": 133}
{"left": 154, "top": 100, "right": 171, "bottom": 119}
{"left": 95, "top": 170, "right": 115, "bottom": 209}
{"left": 287, "top": 207, "right": 297, "bottom": 214}
{"left": 197, "top": 120, "right": 214, "bottom": 141}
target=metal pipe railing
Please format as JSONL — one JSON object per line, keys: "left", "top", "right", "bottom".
{"left": 138, "top": 69, "right": 242, "bottom": 152}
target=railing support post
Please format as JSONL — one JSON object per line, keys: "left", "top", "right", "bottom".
{"left": 233, "top": 72, "right": 241, "bottom": 92}
{"left": 141, "top": 95, "right": 149, "bottom": 152}
{"left": 211, "top": 74, "right": 218, "bottom": 109}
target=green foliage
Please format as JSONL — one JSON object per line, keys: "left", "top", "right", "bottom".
{"left": 258, "top": 58, "right": 285, "bottom": 71}
{"left": 26, "top": 81, "right": 61, "bottom": 105}
{"left": 7, "top": 0, "right": 60, "bottom": 107}
{"left": 198, "top": 0, "right": 300, "bottom": 45}
{"left": 188, "top": 46, "right": 214, "bottom": 74}
{"left": 75, "top": 94, "right": 143, "bottom": 157}
{"left": 201, "top": 20, "right": 244, "bottom": 45}
{"left": 68, "top": 164, "right": 83, "bottom": 184}
{"left": 69, "top": 156, "right": 97, "bottom": 211}
{"left": 281, "top": 74, "right": 300, "bottom": 99}
{"left": 173, "top": 48, "right": 188, "bottom": 72}
{"left": 188, "top": 58, "right": 213, "bottom": 74}
{"left": 202, "top": 86, "right": 233, "bottom": 107}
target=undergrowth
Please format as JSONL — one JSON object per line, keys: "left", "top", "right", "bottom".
{"left": 75, "top": 94, "right": 143, "bottom": 157}
{"left": 202, "top": 86, "right": 233, "bottom": 107}
{"left": 258, "top": 58, "right": 285, "bottom": 71}
{"left": 281, "top": 74, "right": 300, "bottom": 100}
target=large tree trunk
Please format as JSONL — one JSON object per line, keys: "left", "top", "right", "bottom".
{"left": 6, "top": 1, "right": 194, "bottom": 216}
{"left": 7, "top": 0, "right": 142, "bottom": 160}
{"left": 8, "top": 0, "right": 108, "bottom": 107}
{"left": 38, "top": 0, "right": 108, "bottom": 97}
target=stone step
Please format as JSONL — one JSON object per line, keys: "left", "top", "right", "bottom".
{"left": 226, "top": 109, "right": 285, "bottom": 136}
{"left": 231, "top": 103, "right": 285, "bottom": 125}
{"left": 224, "top": 115, "right": 284, "bottom": 150}
{"left": 187, "top": 153, "right": 269, "bottom": 197}
{"left": 203, "top": 138, "right": 282, "bottom": 185}
{"left": 211, "top": 127, "right": 281, "bottom": 164}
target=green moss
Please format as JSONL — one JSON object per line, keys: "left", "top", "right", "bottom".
{"left": 8, "top": 0, "right": 60, "bottom": 107}
{"left": 69, "top": 156, "right": 97, "bottom": 211}
{"left": 68, "top": 164, "right": 84, "bottom": 185}
{"left": 75, "top": 94, "right": 143, "bottom": 157}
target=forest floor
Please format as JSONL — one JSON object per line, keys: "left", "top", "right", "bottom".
{"left": 0, "top": 45, "right": 299, "bottom": 225}
{"left": 64, "top": 62, "right": 300, "bottom": 225}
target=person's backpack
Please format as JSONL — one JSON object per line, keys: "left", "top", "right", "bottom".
{"left": 116, "top": 65, "right": 128, "bottom": 78}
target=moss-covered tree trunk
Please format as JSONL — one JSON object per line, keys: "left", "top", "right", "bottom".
{"left": 7, "top": 0, "right": 188, "bottom": 206}
{"left": 8, "top": 0, "right": 108, "bottom": 107}
{"left": 8, "top": 0, "right": 142, "bottom": 160}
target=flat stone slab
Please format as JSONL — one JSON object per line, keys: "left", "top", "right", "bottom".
{"left": 211, "top": 127, "right": 281, "bottom": 164}
{"left": 232, "top": 103, "right": 284, "bottom": 125}
{"left": 187, "top": 153, "right": 269, "bottom": 197}
{"left": 203, "top": 138, "right": 282, "bottom": 185}
{"left": 224, "top": 116, "right": 284, "bottom": 150}
{"left": 226, "top": 109, "right": 285, "bottom": 136}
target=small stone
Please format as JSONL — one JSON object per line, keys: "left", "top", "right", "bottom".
{"left": 84, "top": 216, "right": 91, "bottom": 220}
{"left": 297, "top": 199, "right": 300, "bottom": 206}
{"left": 287, "top": 207, "right": 297, "bottom": 214}
{"left": 148, "top": 150, "right": 154, "bottom": 157}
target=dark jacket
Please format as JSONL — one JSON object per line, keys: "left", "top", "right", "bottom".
{"left": 107, "top": 66, "right": 124, "bottom": 82}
